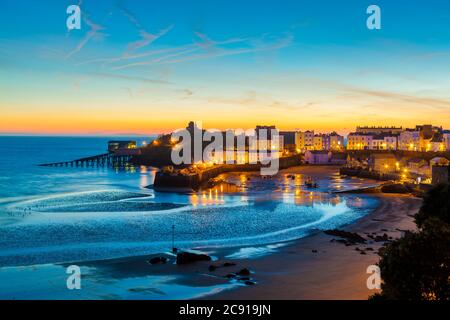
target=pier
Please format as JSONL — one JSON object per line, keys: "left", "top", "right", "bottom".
{"left": 39, "top": 153, "right": 134, "bottom": 168}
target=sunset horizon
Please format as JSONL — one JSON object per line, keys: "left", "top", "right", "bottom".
{"left": 0, "top": 0, "right": 449, "bottom": 310}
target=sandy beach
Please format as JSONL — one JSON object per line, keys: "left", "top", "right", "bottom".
{"left": 0, "top": 165, "right": 424, "bottom": 300}
{"left": 208, "top": 193, "right": 422, "bottom": 299}
{"left": 71, "top": 166, "right": 422, "bottom": 300}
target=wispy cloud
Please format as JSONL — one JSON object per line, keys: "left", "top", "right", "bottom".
{"left": 117, "top": 0, "right": 173, "bottom": 55}
{"left": 345, "top": 87, "right": 450, "bottom": 112}
{"left": 87, "top": 72, "right": 172, "bottom": 85}
{"left": 65, "top": 13, "right": 105, "bottom": 60}
{"left": 112, "top": 32, "right": 293, "bottom": 70}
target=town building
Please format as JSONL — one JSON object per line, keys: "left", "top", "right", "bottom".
{"left": 295, "top": 130, "right": 314, "bottom": 151}
{"left": 443, "top": 131, "right": 450, "bottom": 151}
{"left": 347, "top": 133, "right": 373, "bottom": 150}
{"left": 399, "top": 129, "right": 421, "bottom": 151}
{"left": 108, "top": 140, "right": 137, "bottom": 153}
{"left": 368, "top": 154, "right": 398, "bottom": 173}
{"left": 313, "top": 134, "right": 323, "bottom": 151}
{"left": 429, "top": 133, "right": 446, "bottom": 152}
{"left": 356, "top": 126, "right": 403, "bottom": 135}
{"left": 304, "top": 150, "right": 331, "bottom": 164}
{"left": 329, "top": 132, "right": 344, "bottom": 151}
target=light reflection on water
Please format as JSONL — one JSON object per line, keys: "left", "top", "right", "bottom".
{"left": 0, "top": 137, "right": 384, "bottom": 299}
{"left": 0, "top": 137, "right": 382, "bottom": 268}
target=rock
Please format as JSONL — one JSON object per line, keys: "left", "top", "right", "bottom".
{"left": 381, "top": 183, "right": 410, "bottom": 194}
{"left": 312, "top": 249, "right": 318, "bottom": 253}
{"left": 366, "top": 247, "right": 374, "bottom": 251}
{"left": 238, "top": 277, "right": 250, "bottom": 281}
{"left": 148, "top": 256, "right": 168, "bottom": 265}
{"left": 223, "top": 262, "right": 236, "bottom": 267}
{"left": 374, "top": 233, "right": 390, "bottom": 242}
{"left": 236, "top": 268, "right": 251, "bottom": 276}
{"left": 176, "top": 251, "right": 212, "bottom": 265}
{"left": 355, "top": 247, "right": 360, "bottom": 251}
{"left": 324, "top": 229, "right": 366, "bottom": 244}
{"left": 360, "top": 251, "right": 367, "bottom": 255}
{"left": 208, "top": 265, "right": 218, "bottom": 272}
{"left": 244, "top": 280, "right": 256, "bottom": 286}
{"left": 225, "top": 273, "right": 236, "bottom": 279}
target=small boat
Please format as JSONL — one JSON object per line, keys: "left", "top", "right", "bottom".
{"left": 305, "top": 177, "right": 318, "bottom": 188}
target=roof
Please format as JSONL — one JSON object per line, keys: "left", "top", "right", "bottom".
{"left": 108, "top": 140, "right": 136, "bottom": 144}
{"left": 430, "top": 133, "right": 443, "bottom": 143}
{"left": 408, "top": 158, "right": 428, "bottom": 164}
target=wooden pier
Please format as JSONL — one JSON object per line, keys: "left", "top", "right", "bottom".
{"left": 39, "top": 153, "right": 134, "bottom": 168}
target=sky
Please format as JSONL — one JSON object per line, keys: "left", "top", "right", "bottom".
{"left": 1, "top": 0, "right": 450, "bottom": 135}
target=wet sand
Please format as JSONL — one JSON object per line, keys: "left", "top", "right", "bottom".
{"left": 71, "top": 166, "right": 423, "bottom": 300}
{"left": 76, "top": 192, "right": 421, "bottom": 300}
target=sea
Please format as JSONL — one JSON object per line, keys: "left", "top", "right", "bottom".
{"left": 0, "top": 136, "right": 380, "bottom": 299}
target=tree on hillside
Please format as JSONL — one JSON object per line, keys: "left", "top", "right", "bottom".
{"left": 372, "top": 183, "right": 450, "bottom": 301}
{"left": 415, "top": 183, "right": 450, "bottom": 228}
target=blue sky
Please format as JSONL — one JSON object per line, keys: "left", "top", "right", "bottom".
{"left": 1, "top": 0, "right": 450, "bottom": 134}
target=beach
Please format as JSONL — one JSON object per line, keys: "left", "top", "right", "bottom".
{"left": 0, "top": 153, "right": 424, "bottom": 299}
{"left": 65, "top": 187, "right": 422, "bottom": 300}
{"left": 209, "top": 193, "right": 421, "bottom": 299}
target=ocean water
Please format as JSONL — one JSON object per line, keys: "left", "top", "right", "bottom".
{"left": 0, "top": 136, "right": 380, "bottom": 268}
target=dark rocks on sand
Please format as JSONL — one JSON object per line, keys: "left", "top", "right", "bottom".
{"left": 381, "top": 183, "right": 410, "bottom": 194}
{"left": 324, "top": 229, "right": 366, "bottom": 244}
{"left": 223, "top": 262, "right": 236, "bottom": 267}
{"left": 374, "top": 233, "right": 390, "bottom": 242}
{"left": 236, "top": 268, "right": 251, "bottom": 276}
{"left": 176, "top": 251, "right": 212, "bottom": 265}
{"left": 148, "top": 256, "right": 168, "bottom": 265}
{"left": 360, "top": 251, "right": 367, "bottom": 255}
{"left": 244, "top": 280, "right": 256, "bottom": 286}
{"left": 312, "top": 249, "right": 318, "bottom": 253}
{"left": 208, "top": 265, "right": 218, "bottom": 272}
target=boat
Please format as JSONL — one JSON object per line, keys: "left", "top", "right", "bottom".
{"left": 305, "top": 177, "right": 318, "bottom": 188}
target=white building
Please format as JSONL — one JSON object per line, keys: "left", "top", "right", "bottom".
{"left": 347, "top": 133, "right": 373, "bottom": 150}
{"left": 443, "top": 131, "right": 450, "bottom": 151}
{"left": 399, "top": 130, "right": 421, "bottom": 151}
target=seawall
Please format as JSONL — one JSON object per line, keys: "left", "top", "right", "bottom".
{"left": 153, "top": 155, "right": 301, "bottom": 192}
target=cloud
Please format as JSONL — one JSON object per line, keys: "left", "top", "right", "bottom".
{"left": 112, "top": 32, "right": 293, "bottom": 70}
{"left": 87, "top": 72, "right": 172, "bottom": 85}
{"left": 345, "top": 87, "right": 450, "bottom": 112}
{"left": 65, "top": 14, "right": 105, "bottom": 59}
{"left": 117, "top": 1, "right": 173, "bottom": 55}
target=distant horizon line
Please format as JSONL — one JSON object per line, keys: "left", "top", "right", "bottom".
{"left": 0, "top": 123, "right": 447, "bottom": 138}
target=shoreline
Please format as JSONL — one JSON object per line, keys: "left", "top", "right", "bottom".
{"left": 62, "top": 192, "right": 421, "bottom": 300}
{"left": 0, "top": 165, "right": 423, "bottom": 299}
